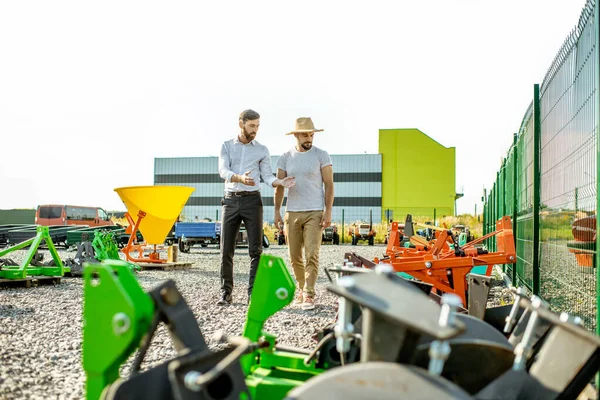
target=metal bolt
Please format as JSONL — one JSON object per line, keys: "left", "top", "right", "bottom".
{"left": 513, "top": 309, "right": 540, "bottom": 371}
{"left": 427, "top": 271, "right": 432, "bottom": 276}
{"left": 439, "top": 294, "right": 462, "bottom": 328}
{"left": 160, "top": 287, "right": 180, "bottom": 306}
{"left": 212, "top": 329, "right": 227, "bottom": 343}
{"left": 504, "top": 287, "right": 526, "bottom": 333}
{"left": 509, "top": 256, "right": 515, "bottom": 261}
{"left": 275, "top": 287, "right": 288, "bottom": 300}
{"left": 428, "top": 340, "right": 451, "bottom": 375}
{"left": 375, "top": 263, "right": 394, "bottom": 276}
{"left": 425, "top": 262, "right": 432, "bottom": 268}
{"left": 184, "top": 371, "right": 203, "bottom": 391}
{"left": 338, "top": 276, "right": 356, "bottom": 289}
{"left": 335, "top": 297, "right": 354, "bottom": 354}
{"left": 531, "top": 296, "right": 543, "bottom": 308}
{"left": 112, "top": 313, "right": 131, "bottom": 336}
{"left": 560, "top": 312, "right": 569, "bottom": 323}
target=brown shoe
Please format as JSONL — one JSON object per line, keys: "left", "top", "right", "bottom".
{"left": 293, "top": 290, "right": 304, "bottom": 306}
{"left": 301, "top": 295, "right": 315, "bottom": 310}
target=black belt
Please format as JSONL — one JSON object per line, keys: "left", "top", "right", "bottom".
{"left": 225, "top": 191, "right": 260, "bottom": 197}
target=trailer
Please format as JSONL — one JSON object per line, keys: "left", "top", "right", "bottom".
{"left": 175, "top": 222, "right": 222, "bottom": 253}
{"left": 175, "top": 222, "right": 269, "bottom": 253}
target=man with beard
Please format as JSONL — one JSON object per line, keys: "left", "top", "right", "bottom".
{"left": 274, "top": 117, "right": 334, "bottom": 311}
{"left": 217, "top": 109, "right": 296, "bottom": 305}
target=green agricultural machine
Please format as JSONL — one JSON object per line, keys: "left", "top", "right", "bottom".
{"left": 0, "top": 225, "right": 69, "bottom": 280}
{"left": 65, "top": 230, "right": 139, "bottom": 276}
{"left": 81, "top": 253, "right": 600, "bottom": 399}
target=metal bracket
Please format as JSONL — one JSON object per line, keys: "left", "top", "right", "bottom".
{"left": 467, "top": 273, "right": 492, "bottom": 320}
{"left": 328, "top": 267, "right": 465, "bottom": 365}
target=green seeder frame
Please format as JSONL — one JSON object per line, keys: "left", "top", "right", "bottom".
{"left": 0, "top": 226, "right": 69, "bottom": 279}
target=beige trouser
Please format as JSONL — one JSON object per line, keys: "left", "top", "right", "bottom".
{"left": 284, "top": 210, "right": 323, "bottom": 297}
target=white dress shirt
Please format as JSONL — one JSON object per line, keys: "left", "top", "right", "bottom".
{"left": 218, "top": 137, "right": 277, "bottom": 193}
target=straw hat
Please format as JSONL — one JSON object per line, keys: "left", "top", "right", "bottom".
{"left": 285, "top": 117, "right": 324, "bottom": 135}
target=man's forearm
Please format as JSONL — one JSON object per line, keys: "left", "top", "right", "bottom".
{"left": 324, "top": 183, "right": 334, "bottom": 212}
{"left": 274, "top": 187, "right": 285, "bottom": 213}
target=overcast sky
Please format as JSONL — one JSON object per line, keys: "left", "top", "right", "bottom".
{"left": 0, "top": 0, "right": 588, "bottom": 215}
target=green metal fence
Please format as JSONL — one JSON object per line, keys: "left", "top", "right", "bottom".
{"left": 484, "top": 0, "right": 598, "bottom": 334}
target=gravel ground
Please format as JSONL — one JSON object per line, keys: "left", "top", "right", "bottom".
{"left": 0, "top": 243, "right": 510, "bottom": 400}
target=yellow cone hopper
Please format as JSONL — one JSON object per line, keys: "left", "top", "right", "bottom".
{"left": 114, "top": 185, "right": 195, "bottom": 245}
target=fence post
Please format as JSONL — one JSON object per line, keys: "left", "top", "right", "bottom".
{"left": 433, "top": 208, "right": 436, "bottom": 226}
{"left": 216, "top": 209, "right": 219, "bottom": 222}
{"left": 493, "top": 182, "right": 497, "bottom": 251}
{"left": 595, "top": 0, "right": 600, "bottom": 374}
{"left": 501, "top": 160, "right": 507, "bottom": 274}
{"left": 532, "top": 83, "right": 541, "bottom": 296}
{"left": 512, "top": 132, "right": 518, "bottom": 286}
{"left": 482, "top": 188, "right": 487, "bottom": 243}
{"left": 341, "top": 209, "right": 345, "bottom": 244}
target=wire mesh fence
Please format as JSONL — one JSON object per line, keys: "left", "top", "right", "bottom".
{"left": 483, "top": 0, "right": 598, "bottom": 333}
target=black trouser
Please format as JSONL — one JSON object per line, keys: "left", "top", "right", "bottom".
{"left": 219, "top": 191, "right": 263, "bottom": 297}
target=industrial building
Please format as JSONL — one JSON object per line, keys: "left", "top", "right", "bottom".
{"left": 379, "top": 128, "right": 459, "bottom": 222}
{"left": 154, "top": 129, "right": 459, "bottom": 224}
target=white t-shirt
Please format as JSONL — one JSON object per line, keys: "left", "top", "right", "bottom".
{"left": 276, "top": 146, "right": 333, "bottom": 212}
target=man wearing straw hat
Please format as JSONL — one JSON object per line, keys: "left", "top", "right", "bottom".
{"left": 274, "top": 117, "right": 334, "bottom": 311}
{"left": 217, "top": 109, "right": 296, "bottom": 306}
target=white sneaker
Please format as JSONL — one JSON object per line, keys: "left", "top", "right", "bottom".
{"left": 301, "top": 296, "right": 315, "bottom": 310}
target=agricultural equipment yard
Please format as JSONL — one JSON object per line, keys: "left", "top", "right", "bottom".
{"left": 0, "top": 244, "right": 400, "bottom": 400}
{"left": 2, "top": 1, "right": 600, "bottom": 398}
{"left": 2, "top": 239, "right": 598, "bottom": 399}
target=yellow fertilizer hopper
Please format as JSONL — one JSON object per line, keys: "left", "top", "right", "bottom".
{"left": 114, "top": 185, "right": 194, "bottom": 263}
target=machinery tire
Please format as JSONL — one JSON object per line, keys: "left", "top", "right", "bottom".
{"left": 368, "top": 236, "right": 374, "bottom": 246}
{"left": 263, "top": 235, "right": 270, "bottom": 248}
{"left": 286, "top": 363, "right": 471, "bottom": 400}
{"left": 278, "top": 236, "right": 285, "bottom": 245}
{"left": 178, "top": 239, "right": 190, "bottom": 253}
{"left": 414, "top": 314, "right": 514, "bottom": 394}
{"left": 333, "top": 233, "right": 339, "bottom": 245}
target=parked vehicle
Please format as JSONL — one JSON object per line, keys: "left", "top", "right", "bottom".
{"left": 384, "top": 223, "right": 405, "bottom": 245}
{"left": 451, "top": 224, "right": 474, "bottom": 244}
{"left": 35, "top": 204, "right": 115, "bottom": 227}
{"left": 349, "top": 209, "right": 376, "bottom": 246}
{"left": 274, "top": 225, "right": 285, "bottom": 245}
{"left": 271, "top": 223, "right": 337, "bottom": 246}
{"left": 175, "top": 222, "right": 222, "bottom": 253}
{"left": 174, "top": 221, "right": 268, "bottom": 253}
{"left": 322, "top": 224, "right": 340, "bottom": 245}
{"left": 349, "top": 223, "right": 376, "bottom": 245}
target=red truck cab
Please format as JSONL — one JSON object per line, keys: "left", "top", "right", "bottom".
{"left": 35, "top": 204, "right": 115, "bottom": 227}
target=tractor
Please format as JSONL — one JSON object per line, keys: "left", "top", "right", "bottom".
{"left": 349, "top": 210, "right": 376, "bottom": 246}
{"left": 322, "top": 223, "right": 340, "bottom": 245}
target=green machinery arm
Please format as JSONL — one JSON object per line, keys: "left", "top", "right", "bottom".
{"left": 91, "top": 230, "right": 140, "bottom": 272}
{"left": 242, "top": 255, "right": 325, "bottom": 400}
{"left": 82, "top": 260, "right": 154, "bottom": 399}
{"left": 0, "top": 225, "right": 67, "bottom": 279}
{"left": 82, "top": 255, "right": 329, "bottom": 400}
